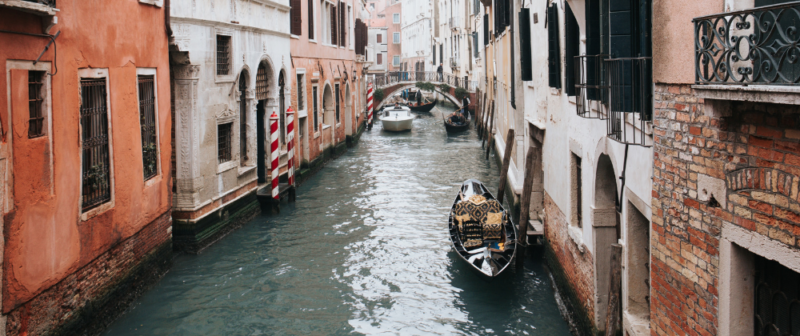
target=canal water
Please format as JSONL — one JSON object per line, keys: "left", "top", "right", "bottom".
{"left": 105, "top": 102, "right": 572, "bottom": 336}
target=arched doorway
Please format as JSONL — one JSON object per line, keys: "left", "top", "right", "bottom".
{"left": 279, "top": 70, "right": 286, "bottom": 150}
{"left": 593, "top": 154, "right": 621, "bottom": 332}
{"left": 238, "top": 70, "right": 249, "bottom": 167}
{"left": 255, "top": 61, "right": 274, "bottom": 184}
{"left": 322, "top": 84, "right": 334, "bottom": 126}
{"left": 345, "top": 83, "right": 352, "bottom": 135}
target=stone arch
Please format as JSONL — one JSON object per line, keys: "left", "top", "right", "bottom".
{"left": 593, "top": 152, "right": 621, "bottom": 332}
{"left": 322, "top": 82, "right": 334, "bottom": 126}
{"left": 237, "top": 68, "right": 252, "bottom": 167}
{"left": 255, "top": 59, "right": 275, "bottom": 183}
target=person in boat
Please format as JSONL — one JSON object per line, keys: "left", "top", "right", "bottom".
{"left": 462, "top": 96, "right": 470, "bottom": 115}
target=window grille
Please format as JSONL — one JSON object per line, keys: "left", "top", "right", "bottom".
{"left": 28, "top": 71, "right": 45, "bottom": 138}
{"left": 138, "top": 75, "right": 158, "bottom": 180}
{"left": 296, "top": 74, "right": 305, "bottom": 111}
{"left": 218, "top": 123, "right": 233, "bottom": 163}
{"left": 217, "top": 35, "right": 231, "bottom": 76}
{"left": 256, "top": 66, "right": 269, "bottom": 100}
{"left": 754, "top": 254, "right": 800, "bottom": 336}
{"left": 312, "top": 86, "right": 319, "bottom": 131}
{"left": 80, "top": 78, "right": 111, "bottom": 211}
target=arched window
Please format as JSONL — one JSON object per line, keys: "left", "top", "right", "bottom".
{"left": 239, "top": 71, "right": 248, "bottom": 166}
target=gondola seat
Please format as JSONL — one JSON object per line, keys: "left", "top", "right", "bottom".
{"left": 452, "top": 195, "right": 505, "bottom": 247}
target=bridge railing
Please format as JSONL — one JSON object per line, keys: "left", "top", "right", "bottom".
{"left": 373, "top": 71, "right": 478, "bottom": 92}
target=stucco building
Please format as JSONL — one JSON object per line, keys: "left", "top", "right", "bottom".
{"left": 289, "top": 0, "right": 369, "bottom": 176}
{"left": 367, "top": 0, "right": 402, "bottom": 72}
{"left": 0, "top": 0, "right": 172, "bottom": 334}
{"left": 167, "top": 0, "right": 291, "bottom": 252}
{"left": 401, "top": 0, "right": 432, "bottom": 72}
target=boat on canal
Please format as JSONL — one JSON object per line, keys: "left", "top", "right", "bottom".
{"left": 448, "top": 179, "right": 517, "bottom": 279}
{"left": 381, "top": 105, "right": 414, "bottom": 132}
{"left": 444, "top": 110, "right": 470, "bottom": 132}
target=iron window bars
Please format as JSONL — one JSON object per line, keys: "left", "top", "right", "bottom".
{"left": 216, "top": 35, "right": 231, "bottom": 76}
{"left": 695, "top": 1, "right": 800, "bottom": 85}
{"left": 138, "top": 75, "right": 158, "bottom": 181}
{"left": 753, "top": 254, "right": 800, "bottom": 336}
{"left": 28, "top": 71, "right": 46, "bottom": 138}
{"left": 256, "top": 66, "right": 269, "bottom": 100}
{"left": 574, "top": 54, "right": 609, "bottom": 119}
{"left": 605, "top": 57, "right": 653, "bottom": 147}
{"left": 218, "top": 123, "right": 233, "bottom": 163}
{"left": 80, "top": 78, "right": 111, "bottom": 211}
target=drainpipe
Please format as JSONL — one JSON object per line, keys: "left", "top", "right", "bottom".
{"left": 165, "top": 0, "right": 172, "bottom": 36}
{"left": 617, "top": 144, "right": 629, "bottom": 214}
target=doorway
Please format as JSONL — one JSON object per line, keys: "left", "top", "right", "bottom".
{"left": 593, "top": 153, "right": 621, "bottom": 332}
{"left": 257, "top": 100, "right": 266, "bottom": 183}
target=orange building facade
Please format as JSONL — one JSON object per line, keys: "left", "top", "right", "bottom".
{"left": 0, "top": 1, "right": 172, "bottom": 334}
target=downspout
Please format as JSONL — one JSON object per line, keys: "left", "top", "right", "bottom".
{"left": 165, "top": 0, "right": 172, "bottom": 36}
{"left": 617, "top": 144, "right": 629, "bottom": 213}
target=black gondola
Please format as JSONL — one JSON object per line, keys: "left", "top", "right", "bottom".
{"left": 409, "top": 99, "right": 437, "bottom": 112}
{"left": 448, "top": 180, "right": 517, "bottom": 279}
{"left": 444, "top": 111, "right": 470, "bottom": 132}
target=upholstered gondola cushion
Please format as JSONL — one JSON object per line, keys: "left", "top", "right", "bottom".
{"left": 483, "top": 212, "right": 503, "bottom": 240}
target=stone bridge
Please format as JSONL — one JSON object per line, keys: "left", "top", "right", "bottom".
{"left": 371, "top": 71, "right": 478, "bottom": 111}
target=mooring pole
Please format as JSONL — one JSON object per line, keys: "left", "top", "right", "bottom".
{"left": 604, "top": 244, "right": 623, "bottom": 336}
{"left": 485, "top": 102, "right": 496, "bottom": 160}
{"left": 516, "top": 146, "right": 538, "bottom": 268}
{"left": 496, "top": 129, "right": 515, "bottom": 205}
{"left": 286, "top": 107, "right": 296, "bottom": 202}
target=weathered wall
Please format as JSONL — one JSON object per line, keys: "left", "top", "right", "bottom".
{"left": 0, "top": 0, "right": 172, "bottom": 330}
{"left": 651, "top": 83, "right": 800, "bottom": 335}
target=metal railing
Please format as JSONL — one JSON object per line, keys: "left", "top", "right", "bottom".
{"left": 450, "top": 57, "right": 460, "bottom": 69}
{"left": 23, "top": 0, "right": 56, "bottom": 6}
{"left": 605, "top": 57, "right": 653, "bottom": 147}
{"left": 574, "top": 54, "right": 609, "bottom": 119}
{"left": 694, "top": 1, "right": 800, "bottom": 85}
{"left": 372, "top": 71, "right": 478, "bottom": 92}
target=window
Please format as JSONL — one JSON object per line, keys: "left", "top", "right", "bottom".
{"left": 308, "top": 0, "right": 315, "bottom": 40}
{"left": 571, "top": 153, "right": 582, "bottom": 228}
{"left": 378, "top": 14, "right": 385, "bottom": 18}
{"left": 330, "top": 3, "right": 338, "bottom": 45}
{"left": 335, "top": 83, "right": 340, "bottom": 123}
{"left": 216, "top": 35, "right": 231, "bottom": 76}
{"left": 218, "top": 123, "right": 233, "bottom": 163}
{"left": 28, "top": 71, "right": 46, "bottom": 138}
{"left": 296, "top": 73, "right": 305, "bottom": 111}
{"left": 137, "top": 75, "right": 158, "bottom": 180}
{"left": 393, "top": 32, "right": 400, "bottom": 43}
{"left": 493, "top": 0, "right": 510, "bottom": 36}
{"left": 370, "top": 3, "right": 374, "bottom": 9}
{"left": 377, "top": 53, "right": 383, "bottom": 64}
{"left": 547, "top": 3, "right": 561, "bottom": 89}
{"left": 377, "top": 33, "right": 382, "bottom": 43}
{"left": 393, "top": 55, "right": 400, "bottom": 66}
{"left": 312, "top": 85, "right": 319, "bottom": 131}
{"left": 338, "top": 1, "right": 346, "bottom": 47}
{"left": 564, "top": 1, "right": 579, "bottom": 96}
{"left": 290, "top": 0, "right": 302, "bottom": 35}
{"left": 519, "top": 10, "right": 531, "bottom": 80}
{"left": 483, "top": 13, "right": 489, "bottom": 46}
{"left": 393, "top": 13, "right": 400, "bottom": 23}
{"left": 239, "top": 73, "right": 248, "bottom": 166}
{"left": 80, "top": 78, "right": 111, "bottom": 211}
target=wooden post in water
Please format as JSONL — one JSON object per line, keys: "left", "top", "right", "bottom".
{"left": 485, "top": 102, "right": 496, "bottom": 159}
{"left": 496, "top": 129, "right": 515, "bottom": 205}
{"left": 478, "top": 92, "right": 487, "bottom": 132}
{"left": 603, "top": 244, "right": 623, "bottom": 336}
{"left": 515, "top": 146, "right": 538, "bottom": 268}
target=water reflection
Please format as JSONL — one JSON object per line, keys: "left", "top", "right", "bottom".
{"left": 104, "top": 102, "right": 571, "bottom": 336}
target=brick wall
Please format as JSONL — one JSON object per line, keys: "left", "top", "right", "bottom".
{"left": 5, "top": 211, "right": 172, "bottom": 336}
{"left": 543, "top": 193, "right": 597, "bottom": 335}
{"left": 651, "top": 83, "right": 800, "bottom": 335}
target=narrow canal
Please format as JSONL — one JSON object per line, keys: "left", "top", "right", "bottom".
{"left": 105, "top": 102, "right": 572, "bottom": 335}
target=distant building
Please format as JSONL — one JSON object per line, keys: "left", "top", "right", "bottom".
{"left": 401, "top": 0, "right": 432, "bottom": 73}
{"left": 0, "top": 0, "right": 172, "bottom": 334}
{"left": 367, "top": 0, "right": 402, "bottom": 73}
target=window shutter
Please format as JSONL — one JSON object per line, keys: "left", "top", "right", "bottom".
{"left": 519, "top": 9, "right": 532, "bottom": 81}
{"left": 433, "top": 45, "right": 436, "bottom": 65}
{"left": 473, "top": 31, "right": 479, "bottom": 58}
{"left": 308, "top": 0, "right": 315, "bottom": 39}
{"left": 483, "top": 14, "right": 489, "bottom": 45}
{"left": 510, "top": 6, "right": 515, "bottom": 107}
{"left": 565, "top": 1, "right": 579, "bottom": 96}
{"left": 585, "top": 0, "right": 601, "bottom": 99}
{"left": 339, "top": 2, "right": 346, "bottom": 47}
{"left": 291, "top": 0, "right": 302, "bottom": 35}
{"left": 547, "top": 3, "right": 561, "bottom": 89}
{"left": 440, "top": 44, "right": 443, "bottom": 64}
{"left": 331, "top": 5, "right": 338, "bottom": 45}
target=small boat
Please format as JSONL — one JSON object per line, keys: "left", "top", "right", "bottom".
{"left": 444, "top": 111, "right": 470, "bottom": 132}
{"left": 449, "top": 180, "right": 517, "bottom": 279}
{"left": 409, "top": 99, "right": 437, "bottom": 112}
{"left": 380, "top": 105, "right": 414, "bottom": 132}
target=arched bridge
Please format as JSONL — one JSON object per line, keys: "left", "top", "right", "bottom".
{"left": 372, "top": 71, "right": 478, "bottom": 110}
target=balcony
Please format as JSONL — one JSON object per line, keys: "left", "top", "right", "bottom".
{"left": 0, "top": 0, "right": 58, "bottom": 16}
{"left": 450, "top": 57, "right": 459, "bottom": 69}
{"left": 605, "top": 57, "right": 653, "bottom": 147}
{"left": 574, "top": 54, "right": 609, "bottom": 120}
{"left": 449, "top": 17, "right": 460, "bottom": 31}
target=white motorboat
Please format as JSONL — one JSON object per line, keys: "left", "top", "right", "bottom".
{"left": 380, "top": 105, "right": 414, "bottom": 132}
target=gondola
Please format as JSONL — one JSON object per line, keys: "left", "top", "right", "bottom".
{"left": 444, "top": 111, "right": 470, "bottom": 132}
{"left": 448, "top": 180, "right": 517, "bottom": 279}
{"left": 408, "top": 99, "right": 437, "bottom": 112}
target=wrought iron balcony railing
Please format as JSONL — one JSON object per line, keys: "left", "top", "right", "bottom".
{"left": 574, "top": 54, "right": 609, "bottom": 119}
{"left": 694, "top": 2, "right": 800, "bottom": 85}
{"left": 605, "top": 57, "right": 653, "bottom": 147}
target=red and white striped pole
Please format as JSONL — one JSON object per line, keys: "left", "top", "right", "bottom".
{"left": 269, "top": 109, "right": 280, "bottom": 200}
{"left": 366, "top": 82, "right": 374, "bottom": 129}
{"left": 286, "top": 106, "right": 295, "bottom": 187}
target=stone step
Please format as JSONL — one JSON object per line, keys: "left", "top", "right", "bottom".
{"left": 527, "top": 220, "right": 543, "bottom": 236}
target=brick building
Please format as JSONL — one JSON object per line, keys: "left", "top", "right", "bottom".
{"left": 650, "top": 1, "right": 800, "bottom": 336}
{"left": 0, "top": 0, "right": 172, "bottom": 334}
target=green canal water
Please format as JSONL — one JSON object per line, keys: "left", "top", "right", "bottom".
{"left": 105, "top": 103, "right": 572, "bottom": 335}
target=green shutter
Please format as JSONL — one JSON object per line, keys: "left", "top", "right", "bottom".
{"left": 547, "top": 3, "right": 561, "bottom": 89}
{"left": 519, "top": 9, "right": 532, "bottom": 81}
{"left": 484, "top": 14, "right": 490, "bottom": 45}
{"left": 565, "top": 1, "right": 579, "bottom": 96}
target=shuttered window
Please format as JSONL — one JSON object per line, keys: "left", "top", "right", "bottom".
{"left": 584, "top": 0, "right": 603, "bottom": 100}
{"left": 308, "top": 0, "right": 315, "bottom": 39}
{"left": 377, "top": 53, "right": 383, "bottom": 65}
{"left": 565, "top": 1, "right": 579, "bottom": 96}
{"left": 519, "top": 9, "right": 532, "bottom": 81}
{"left": 547, "top": 3, "right": 561, "bottom": 89}
{"left": 377, "top": 33, "right": 382, "bottom": 43}
{"left": 339, "top": 2, "right": 346, "bottom": 47}
{"left": 433, "top": 45, "right": 436, "bottom": 65}
{"left": 331, "top": 4, "right": 338, "bottom": 45}
{"left": 291, "top": 0, "right": 302, "bottom": 35}
{"left": 473, "top": 32, "right": 479, "bottom": 58}
{"left": 483, "top": 14, "right": 489, "bottom": 45}
{"left": 510, "top": 8, "right": 515, "bottom": 107}
{"left": 440, "top": 44, "right": 443, "bottom": 64}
